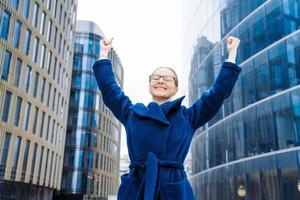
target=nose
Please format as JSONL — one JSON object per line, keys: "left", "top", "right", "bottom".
{"left": 158, "top": 76, "right": 164, "bottom": 83}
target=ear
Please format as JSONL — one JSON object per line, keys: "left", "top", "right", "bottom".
{"left": 173, "top": 87, "right": 178, "bottom": 96}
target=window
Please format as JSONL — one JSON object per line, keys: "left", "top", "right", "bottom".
{"left": 12, "top": 20, "right": 21, "bottom": 48}
{"left": 11, "top": 0, "right": 19, "bottom": 10}
{"left": 47, "top": 51, "right": 52, "bottom": 74}
{"left": 23, "top": 65, "right": 31, "bottom": 93}
{"left": 40, "top": 44, "right": 46, "bottom": 69}
{"left": 32, "top": 37, "right": 39, "bottom": 62}
{"left": 47, "top": 0, "right": 52, "bottom": 10}
{"left": 30, "top": 143, "right": 38, "bottom": 182}
{"left": 53, "top": 57, "right": 57, "bottom": 80}
{"left": 1, "top": 91, "right": 12, "bottom": 122}
{"left": 47, "top": 19, "right": 52, "bottom": 42}
{"left": 47, "top": 83, "right": 52, "bottom": 107}
{"left": 63, "top": 12, "right": 66, "bottom": 30}
{"left": 59, "top": 4, "right": 63, "bottom": 24}
{"left": 48, "top": 152, "right": 54, "bottom": 185}
{"left": 40, "top": 12, "right": 46, "bottom": 34}
{"left": 22, "top": 0, "right": 30, "bottom": 19}
{"left": 21, "top": 140, "right": 30, "bottom": 181}
{"left": 54, "top": 26, "right": 58, "bottom": 48}
{"left": 38, "top": 146, "right": 44, "bottom": 183}
{"left": 43, "top": 149, "right": 49, "bottom": 183}
{"left": 52, "top": 88, "right": 56, "bottom": 110}
{"left": 1, "top": 50, "right": 12, "bottom": 81}
{"left": 53, "top": 0, "right": 57, "bottom": 16}
{"left": 32, "top": 2, "right": 39, "bottom": 27}
{"left": 13, "top": 97, "right": 22, "bottom": 127}
{"left": 58, "top": 33, "right": 62, "bottom": 53}
{"left": 46, "top": 116, "right": 51, "bottom": 140}
{"left": 33, "top": 72, "right": 39, "bottom": 98}
{"left": 11, "top": 136, "right": 21, "bottom": 180}
{"left": 23, "top": 102, "right": 31, "bottom": 131}
{"left": 0, "top": 10, "right": 11, "bottom": 40}
{"left": 23, "top": 29, "right": 31, "bottom": 55}
{"left": 41, "top": 78, "right": 46, "bottom": 102}
{"left": 32, "top": 107, "right": 39, "bottom": 134}
{"left": 0, "top": 132, "right": 12, "bottom": 178}
{"left": 14, "top": 58, "right": 22, "bottom": 87}
{"left": 40, "top": 111, "right": 45, "bottom": 138}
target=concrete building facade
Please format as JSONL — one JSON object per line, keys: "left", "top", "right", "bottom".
{"left": 0, "top": 0, "right": 77, "bottom": 199}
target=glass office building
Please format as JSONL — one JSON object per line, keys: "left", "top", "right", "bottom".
{"left": 183, "top": 0, "right": 300, "bottom": 199}
{"left": 0, "top": 0, "right": 77, "bottom": 199}
{"left": 57, "top": 20, "right": 123, "bottom": 200}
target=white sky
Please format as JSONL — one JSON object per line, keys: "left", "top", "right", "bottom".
{"left": 77, "top": 0, "right": 183, "bottom": 156}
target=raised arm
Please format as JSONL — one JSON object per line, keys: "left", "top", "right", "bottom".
{"left": 93, "top": 39, "right": 132, "bottom": 125}
{"left": 186, "top": 36, "right": 242, "bottom": 129}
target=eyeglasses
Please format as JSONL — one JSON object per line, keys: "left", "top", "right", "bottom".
{"left": 149, "top": 74, "right": 176, "bottom": 82}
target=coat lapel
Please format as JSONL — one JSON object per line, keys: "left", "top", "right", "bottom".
{"left": 131, "top": 96, "right": 185, "bottom": 126}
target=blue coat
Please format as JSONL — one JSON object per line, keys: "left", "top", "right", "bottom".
{"left": 93, "top": 59, "right": 241, "bottom": 200}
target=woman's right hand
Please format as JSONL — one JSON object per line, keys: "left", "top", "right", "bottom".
{"left": 101, "top": 38, "right": 113, "bottom": 52}
{"left": 99, "top": 38, "right": 113, "bottom": 59}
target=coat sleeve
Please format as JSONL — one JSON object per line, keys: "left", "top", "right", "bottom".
{"left": 186, "top": 61, "right": 242, "bottom": 130}
{"left": 93, "top": 59, "right": 132, "bottom": 125}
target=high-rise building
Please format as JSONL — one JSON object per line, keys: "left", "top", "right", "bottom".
{"left": 57, "top": 20, "right": 123, "bottom": 200}
{"left": 0, "top": 0, "right": 77, "bottom": 199}
{"left": 183, "top": 0, "right": 300, "bottom": 199}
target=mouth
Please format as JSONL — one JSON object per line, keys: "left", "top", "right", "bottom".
{"left": 154, "top": 86, "right": 167, "bottom": 90}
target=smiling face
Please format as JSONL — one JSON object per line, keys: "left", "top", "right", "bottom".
{"left": 149, "top": 67, "right": 178, "bottom": 102}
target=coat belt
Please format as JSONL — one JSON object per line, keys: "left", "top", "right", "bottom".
{"left": 129, "top": 152, "right": 184, "bottom": 200}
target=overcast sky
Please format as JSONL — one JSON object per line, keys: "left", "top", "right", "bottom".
{"left": 77, "top": 0, "right": 183, "bottom": 156}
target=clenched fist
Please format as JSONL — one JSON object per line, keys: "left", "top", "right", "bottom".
{"left": 99, "top": 38, "right": 113, "bottom": 59}
{"left": 226, "top": 36, "right": 240, "bottom": 52}
{"left": 226, "top": 36, "right": 240, "bottom": 63}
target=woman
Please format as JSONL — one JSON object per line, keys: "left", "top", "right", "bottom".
{"left": 93, "top": 36, "right": 241, "bottom": 200}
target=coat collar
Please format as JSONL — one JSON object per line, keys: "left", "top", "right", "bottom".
{"left": 131, "top": 96, "right": 185, "bottom": 126}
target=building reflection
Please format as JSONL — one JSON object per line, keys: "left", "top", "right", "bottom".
{"left": 183, "top": 0, "right": 300, "bottom": 199}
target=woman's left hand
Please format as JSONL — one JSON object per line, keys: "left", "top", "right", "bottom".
{"left": 226, "top": 36, "right": 240, "bottom": 63}
{"left": 226, "top": 36, "right": 240, "bottom": 52}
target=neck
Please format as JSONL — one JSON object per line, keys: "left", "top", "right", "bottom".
{"left": 152, "top": 96, "right": 171, "bottom": 105}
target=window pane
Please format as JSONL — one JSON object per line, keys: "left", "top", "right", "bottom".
{"left": 0, "top": 132, "right": 12, "bottom": 178}
{"left": 40, "top": 44, "right": 46, "bottom": 68}
{"left": 22, "top": 0, "right": 30, "bottom": 19}
{"left": 14, "top": 58, "right": 22, "bottom": 87}
{"left": 40, "top": 12, "right": 46, "bottom": 34}
{"left": 33, "top": 72, "right": 39, "bottom": 97}
{"left": 41, "top": 78, "right": 46, "bottom": 102}
{"left": 12, "top": 20, "right": 21, "bottom": 48}
{"left": 13, "top": 96, "right": 22, "bottom": 127}
{"left": 47, "top": 20, "right": 52, "bottom": 42}
{"left": 40, "top": 111, "right": 45, "bottom": 138}
{"left": 21, "top": 140, "right": 30, "bottom": 181}
{"left": 1, "top": 50, "right": 12, "bottom": 81}
{"left": 11, "top": 0, "right": 19, "bottom": 10}
{"left": 23, "top": 29, "right": 31, "bottom": 55}
{"left": 32, "top": 3, "right": 39, "bottom": 27}
{"left": 30, "top": 143, "right": 38, "bottom": 182}
{"left": 23, "top": 102, "right": 31, "bottom": 131}
{"left": 23, "top": 65, "right": 31, "bottom": 93}
{"left": 32, "top": 107, "right": 39, "bottom": 134}
{"left": 0, "top": 10, "right": 11, "bottom": 40}
{"left": 32, "top": 37, "right": 39, "bottom": 62}
{"left": 1, "top": 91, "right": 12, "bottom": 122}
{"left": 11, "top": 136, "right": 22, "bottom": 179}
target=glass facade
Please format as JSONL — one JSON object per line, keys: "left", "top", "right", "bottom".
{"left": 183, "top": 0, "right": 300, "bottom": 199}
{"left": 59, "top": 20, "right": 123, "bottom": 200}
{"left": 0, "top": 1, "right": 78, "bottom": 199}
